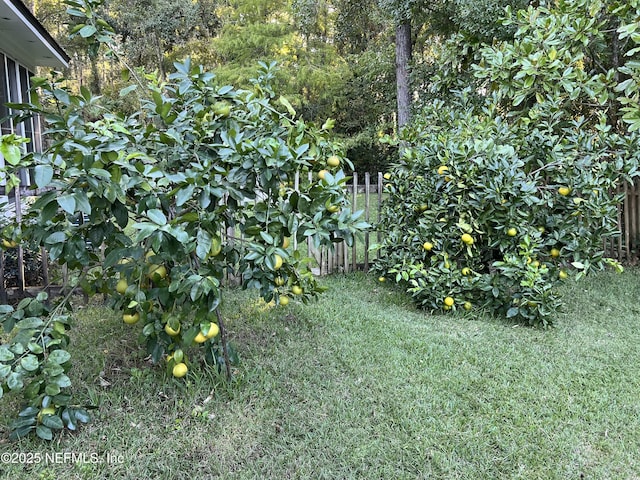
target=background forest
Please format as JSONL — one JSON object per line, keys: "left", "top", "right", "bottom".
{"left": 20, "top": 0, "right": 529, "bottom": 173}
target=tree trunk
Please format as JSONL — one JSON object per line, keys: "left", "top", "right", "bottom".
{"left": 395, "top": 19, "right": 412, "bottom": 129}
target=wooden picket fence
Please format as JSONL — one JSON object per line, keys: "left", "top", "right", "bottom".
{"left": 1, "top": 174, "right": 640, "bottom": 301}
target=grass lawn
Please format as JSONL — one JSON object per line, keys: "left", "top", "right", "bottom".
{"left": 1, "top": 270, "right": 640, "bottom": 479}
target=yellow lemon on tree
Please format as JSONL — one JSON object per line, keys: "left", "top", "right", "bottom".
{"left": 116, "top": 278, "right": 128, "bottom": 294}
{"left": 123, "top": 312, "right": 140, "bottom": 325}
{"left": 461, "top": 267, "right": 471, "bottom": 276}
{"left": 292, "top": 285, "right": 303, "bottom": 295}
{"left": 378, "top": 276, "right": 386, "bottom": 283}
{"left": 558, "top": 186, "right": 571, "bottom": 196}
{"left": 37, "top": 407, "right": 57, "bottom": 423}
{"left": 423, "top": 241, "right": 434, "bottom": 252}
{"left": 444, "top": 296, "right": 455, "bottom": 307}
{"left": 1, "top": 239, "right": 17, "bottom": 248}
{"left": 164, "top": 322, "right": 180, "bottom": 336}
{"left": 280, "top": 296, "right": 290, "bottom": 306}
{"left": 194, "top": 331, "right": 208, "bottom": 343}
{"left": 507, "top": 228, "right": 517, "bottom": 237}
{"left": 550, "top": 248, "right": 561, "bottom": 258}
{"left": 461, "top": 233, "right": 474, "bottom": 245}
{"left": 463, "top": 301, "right": 472, "bottom": 311}
{"left": 148, "top": 264, "right": 167, "bottom": 280}
{"left": 327, "top": 155, "right": 341, "bottom": 168}
{"left": 531, "top": 260, "right": 540, "bottom": 268}
{"left": 318, "top": 169, "right": 329, "bottom": 180}
{"left": 209, "top": 236, "right": 222, "bottom": 257}
{"left": 282, "top": 236, "right": 290, "bottom": 249}
{"left": 559, "top": 270, "right": 568, "bottom": 280}
{"left": 274, "top": 254, "right": 284, "bottom": 270}
{"left": 327, "top": 204, "right": 340, "bottom": 213}
{"left": 206, "top": 323, "right": 220, "bottom": 339}
{"left": 437, "top": 165, "right": 449, "bottom": 175}
{"left": 172, "top": 362, "right": 188, "bottom": 378}
{"left": 383, "top": 173, "right": 391, "bottom": 180}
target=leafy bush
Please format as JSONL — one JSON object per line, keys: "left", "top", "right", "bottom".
{"left": 374, "top": 0, "right": 640, "bottom": 325}
{"left": 0, "top": 1, "right": 367, "bottom": 440}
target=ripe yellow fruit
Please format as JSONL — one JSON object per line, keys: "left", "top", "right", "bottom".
{"left": 444, "top": 296, "right": 455, "bottom": 307}
{"left": 418, "top": 204, "right": 428, "bottom": 212}
{"left": 461, "top": 267, "right": 471, "bottom": 276}
{"left": 559, "top": 270, "right": 568, "bottom": 280}
{"left": 423, "top": 241, "right": 434, "bottom": 252}
{"left": 318, "top": 169, "right": 329, "bottom": 180}
{"left": 116, "top": 278, "right": 128, "bottom": 294}
{"left": 327, "top": 155, "right": 341, "bottom": 168}
{"left": 383, "top": 173, "right": 391, "bottom": 180}
{"left": 280, "top": 296, "right": 290, "bottom": 306}
{"left": 327, "top": 204, "right": 340, "bottom": 213}
{"left": 37, "top": 407, "right": 56, "bottom": 423}
{"left": 437, "top": 165, "right": 449, "bottom": 175}
{"left": 507, "top": 228, "right": 517, "bottom": 237}
{"left": 292, "top": 285, "right": 303, "bottom": 295}
{"left": 213, "top": 102, "right": 231, "bottom": 118}
{"left": 550, "top": 248, "right": 560, "bottom": 258}
{"left": 463, "top": 301, "right": 472, "bottom": 311}
{"left": 461, "top": 233, "right": 474, "bottom": 245}
{"left": 275, "top": 276, "right": 285, "bottom": 286}
{"left": 172, "top": 362, "right": 188, "bottom": 378}
{"left": 122, "top": 312, "right": 140, "bottom": 325}
{"left": 558, "top": 186, "right": 571, "bottom": 196}
{"left": 531, "top": 260, "right": 540, "bottom": 268}
{"left": 194, "top": 332, "right": 208, "bottom": 343}
{"left": 206, "top": 323, "right": 220, "bottom": 339}
{"left": 282, "top": 236, "right": 290, "bottom": 249}
{"left": 209, "top": 237, "right": 222, "bottom": 257}
{"left": 1, "top": 239, "right": 17, "bottom": 248}
{"left": 148, "top": 264, "right": 167, "bottom": 280}
{"left": 164, "top": 322, "right": 180, "bottom": 336}
{"left": 274, "top": 254, "right": 283, "bottom": 270}
{"left": 378, "top": 276, "right": 386, "bottom": 283}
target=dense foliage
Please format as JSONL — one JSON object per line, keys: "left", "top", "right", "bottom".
{"left": 0, "top": 1, "right": 366, "bottom": 439}
{"left": 374, "top": 0, "right": 640, "bottom": 325}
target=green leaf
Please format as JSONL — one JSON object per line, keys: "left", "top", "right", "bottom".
{"left": 57, "top": 194, "right": 76, "bottom": 214}
{"left": 74, "top": 191, "right": 92, "bottom": 215}
{"left": 119, "top": 84, "right": 138, "bottom": 97}
{"left": 48, "top": 350, "right": 71, "bottom": 365}
{"left": 45, "top": 231, "right": 66, "bottom": 244}
{"left": 0, "top": 140, "right": 21, "bottom": 165}
{"left": 0, "top": 364, "right": 11, "bottom": 380}
{"left": 15, "top": 317, "right": 44, "bottom": 329}
{"left": 51, "top": 374, "right": 72, "bottom": 388}
{"left": 175, "top": 184, "right": 195, "bottom": 207}
{"left": 79, "top": 24, "right": 97, "bottom": 38}
{"left": 34, "top": 165, "right": 54, "bottom": 188}
{"left": 7, "top": 371, "right": 23, "bottom": 390}
{"left": 45, "top": 383, "right": 61, "bottom": 396}
{"left": 278, "top": 95, "right": 296, "bottom": 116}
{"left": 20, "top": 354, "right": 40, "bottom": 372}
{"left": 147, "top": 209, "right": 167, "bottom": 226}
{"left": 0, "top": 346, "right": 14, "bottom": 361}
{"left": 42, "top": 414, "right": 64, "bottom": 430}
{"left": 36, "top": 424, "right": 53, "bottom": 440}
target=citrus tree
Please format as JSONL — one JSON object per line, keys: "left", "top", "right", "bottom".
{"left": 0, "top": 1, "right": 366, "bottom": 440}
{"left": 374, "top": 0, "right": 640, "bottom": 326}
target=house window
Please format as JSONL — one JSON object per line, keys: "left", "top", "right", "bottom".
{"left": 0, "top": 53, "right": 12, "bottom": 136}
{"left": 0, "top": 51, "right": 39, "bottom": 186}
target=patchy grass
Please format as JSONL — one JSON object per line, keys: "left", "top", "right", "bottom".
{"left": 1, "top": 270, "right": 640, "bottom": 479}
